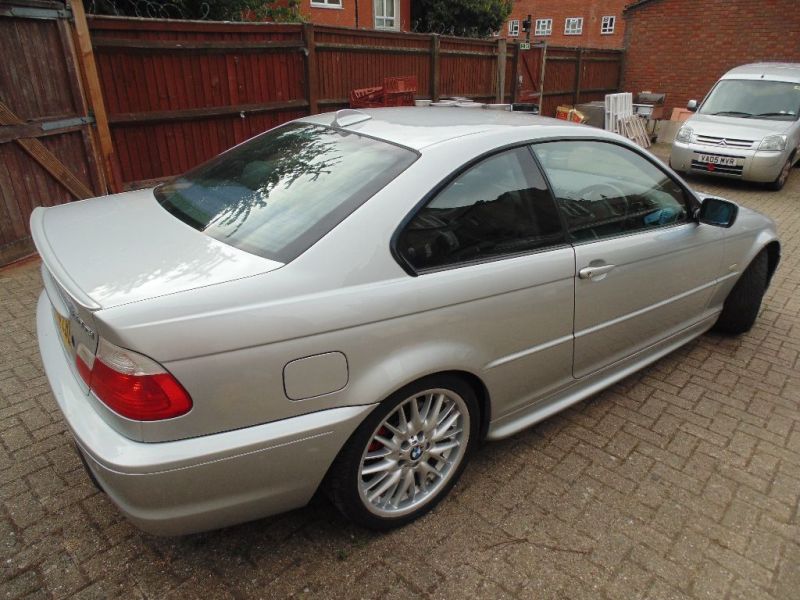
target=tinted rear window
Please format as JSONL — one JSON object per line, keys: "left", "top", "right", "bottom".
{"left": 155, "top": 124, "right": 417, "bottom": 262}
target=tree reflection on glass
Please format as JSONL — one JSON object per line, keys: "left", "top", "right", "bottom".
{"left": 155, "top": 124, "right": 416, "bottom": 262}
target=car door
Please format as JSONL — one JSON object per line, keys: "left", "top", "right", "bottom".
{"left": 532, "top": 140, "right": 724, "bottom": 379}
{"left": 394, "top": 146, "right": 576, "bottom": 419}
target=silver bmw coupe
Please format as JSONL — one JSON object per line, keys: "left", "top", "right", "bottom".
{"left": 33, "top": 108, "right": 780, "bottom": 535}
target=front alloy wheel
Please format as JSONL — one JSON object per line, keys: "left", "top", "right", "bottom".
{"left": 326, "top": 375, "right": 478, "bottom": 529}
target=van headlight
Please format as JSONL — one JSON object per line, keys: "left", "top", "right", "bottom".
{"left": 758, "top": 135, "right": 787, "bottom": 151}
{"left": 675, "top": 126, "right": 693, "bottom": 144}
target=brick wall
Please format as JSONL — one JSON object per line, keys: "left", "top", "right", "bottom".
{"left": 622, "top": 0, "right": 800, "bottom": 115}
{"left": 302, "top": 0, "right": 411, "bottom": 31}
{"left": 502, "top": 0, "right": 628, "bottom": 49}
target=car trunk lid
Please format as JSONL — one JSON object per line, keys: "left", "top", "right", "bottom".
{"left": 31, "top": 188, "right": 284, "bottom": 311}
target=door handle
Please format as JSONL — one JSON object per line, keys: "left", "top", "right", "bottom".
{"left": 578, "top": 264, "right": 616, "bottom": 280}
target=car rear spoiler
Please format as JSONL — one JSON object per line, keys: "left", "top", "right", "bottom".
{"left": 30, "top": 207, "right": 101, "bottom": 311}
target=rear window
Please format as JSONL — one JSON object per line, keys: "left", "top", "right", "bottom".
{"left": 155, "top": 124, "right": 417, "bottom": 262}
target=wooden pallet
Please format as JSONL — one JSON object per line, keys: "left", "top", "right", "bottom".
{"left": 619, "top": 114, "right": 651, "bottom": 148}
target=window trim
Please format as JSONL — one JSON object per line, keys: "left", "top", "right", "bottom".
{"left": 564, "top": 17, "right": 583, "bottom": 35}
{"left": 390, "top": 142, "right": 571, "bottom": 277}
{"left": 310, "top": 0, "right": 343, "bottom": 8}
{"left": 534, "top": 18, "right": 553, "bottom": 36}
{"left": 528, "top": 137, "right": 701, "bottom": 246}
{"left": 508, "top": 19, "right": 520, "bottom": 37}
{"left": 601, "top": 15, "right": 616, "bottom": 35}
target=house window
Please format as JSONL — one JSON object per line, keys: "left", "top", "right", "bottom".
{"left": 564, "top": 17, "right": 583, "bottom": 35}
{"left": 311, "top": 0, "right": 342, "bottom": 7}
{"left": 534, "top": 18, "right": 552, "bottom": 36}
{"left": 508, "top": 20, "right": 520, "bottom": 37}
{"left": 374, "top": 0, "right": 399, "bottom": 30}
{"left": 601, "top": 16, "right": 616, "bottom": 34}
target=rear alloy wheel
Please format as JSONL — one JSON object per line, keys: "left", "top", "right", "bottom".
{"left": 326, "top": 376, "right": 478, "bottom": 530}
{"left": 768, "top": 157, "right": 792, "bottom": 191}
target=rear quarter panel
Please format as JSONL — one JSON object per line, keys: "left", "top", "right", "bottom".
{"left": 96, "top": 134, "right": 581, "bottom": 443}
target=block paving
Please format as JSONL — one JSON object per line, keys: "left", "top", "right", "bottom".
{"left": 1, "top": 146, "right": 799, "bottom": 599}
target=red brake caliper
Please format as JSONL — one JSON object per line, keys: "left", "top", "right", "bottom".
{"left": 368, "top": 426, "right": 389, "bottom": 452}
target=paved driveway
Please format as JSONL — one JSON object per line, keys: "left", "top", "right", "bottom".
{"left": 1, "top": 148, "right": 799, "bottom": 599}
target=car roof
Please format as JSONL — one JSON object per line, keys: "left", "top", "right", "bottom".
{"left": 297, "top": 107, "right": 609, "bottom": 151}
{"left": 722, "top": 62, "right": 800, "bottom": 83}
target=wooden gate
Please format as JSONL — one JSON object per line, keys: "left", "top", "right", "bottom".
{"left": 515, "top": 43, "right": 545, "bottom": 104}
{"left": 0, "top": 0, "right": 105, "bottom": 265}
{"left": 516, "top": 44, "right": 624, "bottom": 117}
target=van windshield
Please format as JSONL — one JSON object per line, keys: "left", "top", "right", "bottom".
{"left": 700, "top": 79, "right": 800, "bottom": 120}
{"left": 155, "top": 124, "right": 417, "bottom": 262}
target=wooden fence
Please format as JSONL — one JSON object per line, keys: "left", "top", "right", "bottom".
{"left": 0, "top": 4, "right": 623, "bottom": 265}
{"left": 88, "top": 16, "right": 519, "bottom": 188}
{"left": 537, "top": 46, "right": 624, "bottom": 118}
{"left": 0, "top": 0, "right": 105, "bottom": 265}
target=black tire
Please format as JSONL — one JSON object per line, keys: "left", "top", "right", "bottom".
{"left": 767, "top": 157, "right": 792, "bottom": 191}
{"left": 713, "top": 251, "right": 768, "bottom": 335}
{"left": 325, "top": 374, "right": 479, "bottom": 530}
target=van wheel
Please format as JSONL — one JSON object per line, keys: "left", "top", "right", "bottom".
{"left": 713, "top": 251, "right": 768, "bottom": 335}
{"left": 326, "top": 375, "right": 478, "bottom": 530}
{"left": 768, "top": 158, "right": 792, "bottom": 191}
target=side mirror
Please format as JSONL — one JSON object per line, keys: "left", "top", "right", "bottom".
{"left": 696, "top": 197, "right": 738, "bottom": 228}
{"left": 686, "top": 99, "right": 698, "bottom": 112}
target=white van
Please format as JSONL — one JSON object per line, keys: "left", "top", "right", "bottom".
{"left": 670, "top": 63, "right": 800, "bottom": 190}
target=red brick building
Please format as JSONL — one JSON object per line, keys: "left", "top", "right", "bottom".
{"left": 300, "top": 0, "right": 412, "bottom": 31}
{"left": 622, "top": 0, "right": 800, "bottom": 115}
{"left": 502, "top": 0, "right": 628, "bottom": 49}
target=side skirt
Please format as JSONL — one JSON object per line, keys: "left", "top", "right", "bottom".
{"left": 486, "top": 311, "right": 719, "bottom": 441}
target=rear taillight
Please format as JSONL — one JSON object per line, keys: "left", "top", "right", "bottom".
{"left": 75, "top": 338, "right": 192, "bottom": 421}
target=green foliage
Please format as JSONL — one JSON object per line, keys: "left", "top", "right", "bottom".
{"left": 84, "top": 0, "right": 304, "bottom": 22}
{"left": 412, "top": 0, "right": 513, "bottom": 37}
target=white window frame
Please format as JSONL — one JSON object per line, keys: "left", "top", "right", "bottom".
{"left": 564, "top": 17, "right": 583, "bottom": 35}
{"left": 374, "top": 0, "right": 400, "bottom": 30}
{"left": 601, "top": 15, "right": 616, "bottom": 34}
{"left": 311, "top": 0, "right": 343, "bottom": 8}
{"left": 508, "top": 19, "right": 520, "bottom": 37}
{"left": 534, "top": 18, "right": 552, "bottom": 36}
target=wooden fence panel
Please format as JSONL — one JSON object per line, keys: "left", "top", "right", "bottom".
{"left": 0, "top": 1, "right": 104, "bottom": 265}
{"left": 0, "top": 11, "right": 623, "bottom": 266}
{"left": 313, "top": 27, "right": 433, "bottom": 110}
{"left": 439, "top": 37, "right": 504, "bottom": 101}
{"left": 537, "top": 46, "right": 623, "bottom": 117}
{"left": 88, "top": 16, "right": 308, "bottom": 186}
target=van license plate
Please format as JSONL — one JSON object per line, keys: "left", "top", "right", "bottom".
{"left": 696, "top": 154, "right": 737, "bottom": 166}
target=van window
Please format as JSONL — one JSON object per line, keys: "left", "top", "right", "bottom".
{"left": 700, "top": 79, "right": 800, "bottom": 120}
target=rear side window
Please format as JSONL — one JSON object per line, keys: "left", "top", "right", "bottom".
{"left": 155, "top": 124, "right": 417, "bottom": 263}
{"left": 396, "top": 147, "right": 565, "bottom": 271}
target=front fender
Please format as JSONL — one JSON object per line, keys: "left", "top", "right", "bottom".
{"left": 707, "top": 205, "right": 780, "bottom": 308}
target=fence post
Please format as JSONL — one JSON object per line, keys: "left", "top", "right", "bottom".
{"left": 510, "top": 41, "right": 519, "bottom": 104}
{"left": 69, "top": 0, "right": 121, "bottom": 193}
{"left": 538, "top": 42, "right": 547, "bottom": 115}
{"left": 430, "top": 34, "right": 440, "bottom": 102}
{"left": 496, "top": 38, "right": 507, "bottom": 104}
{"left": 303, "top": 23, "right": 319, "bottom": 114}
{"left": 574, "top": 47, "right": 584, "bottom": 105}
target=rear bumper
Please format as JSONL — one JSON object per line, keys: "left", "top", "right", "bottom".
{"left": 670, "top": 141, "right": 786, "bottom": 183}
{"left": 36, "top": 292, "right": 374, "bottom": 535}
